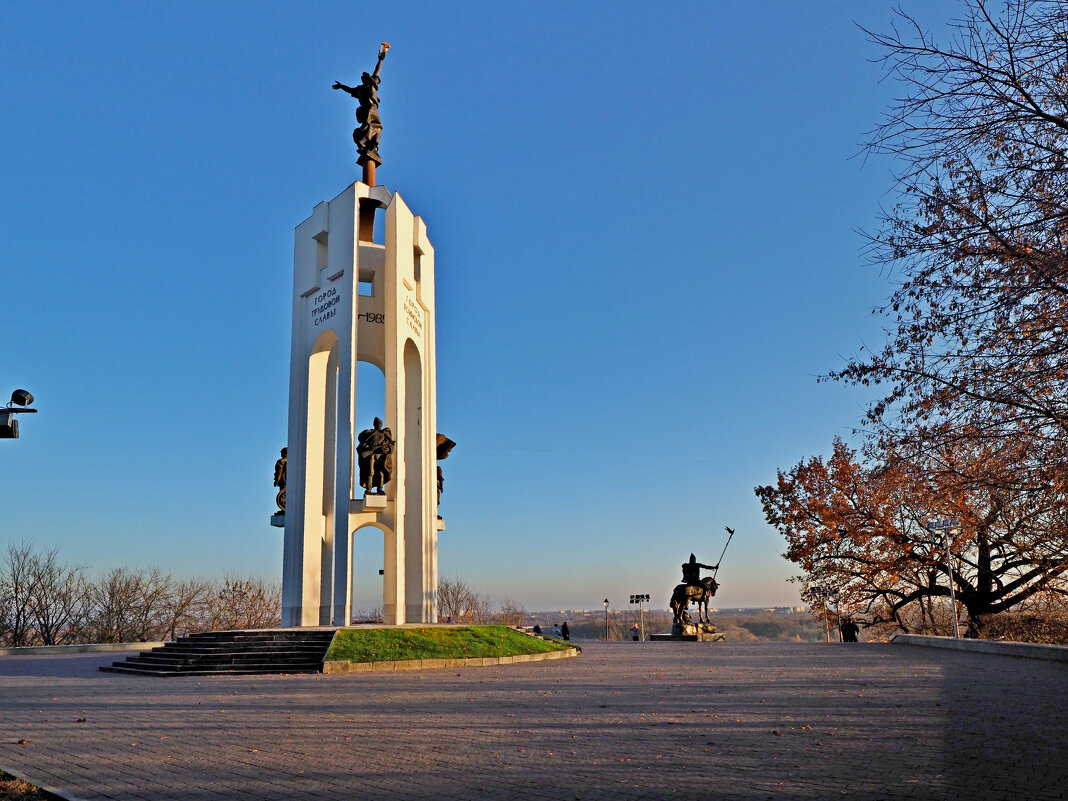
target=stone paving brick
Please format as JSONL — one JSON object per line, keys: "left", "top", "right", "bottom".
{"left": 0, "top": 643, "right": 1065, "bottom": 800}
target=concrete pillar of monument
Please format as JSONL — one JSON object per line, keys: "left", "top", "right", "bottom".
{"left": 281, "top": 181, "right": 440, "bottom": 627}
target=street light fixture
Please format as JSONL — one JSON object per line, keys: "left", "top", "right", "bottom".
{"left": 1, "top": 389, "right": 37, "bottom": 439}
{"left": 603, "top": 598, "right": 609, "bottom": 641}
{"left": 831, "top": 590, "right": 842, "bottom": 637}
{"left": 629, "top": 594, "right": 650, "bottom": 641}
{"left": 812, "top": 585, "right": 831, "bottom": 642}
{"left": 926, "top": 518, "right": 961, "bottom": 639}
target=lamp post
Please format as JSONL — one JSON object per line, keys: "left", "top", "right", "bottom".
{"left": 831, "top": 591, "right": 842, "bottom": 639}
{"left": 812, "top": 585, "right": 831, "bottom": 643}
{"left": 926, "top": 518, "right": 961, "bottom": 639}
{"left": 629, "top": 594, "right": 650, "bottom": 641}
{"left": 603, "top": 598, "right": 609, "bottom": 641}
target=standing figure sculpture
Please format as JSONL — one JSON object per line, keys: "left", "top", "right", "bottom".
{"left": 273, "top": 447, "right": 287, "bottom": 513}
{"left": 357, "top": 417, "right": 394, "bottom": 495}
{"left": 436, "top": 433, "right": 456, "bottom": 505}
{"left": 333, "top": 42, "right": 390, "bottom": 170}
{"left": 669, "top": 553, "right": 719, "bottom": 626}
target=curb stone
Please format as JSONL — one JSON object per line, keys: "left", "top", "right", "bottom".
{"left": 323, "top": 647, "right": 579, "bottom": 674}
{"left": 890, "top": 633, "right": 1068, "bottom": 662}
{"left": 0, "top": 642, "right": 166, "bottom": 657}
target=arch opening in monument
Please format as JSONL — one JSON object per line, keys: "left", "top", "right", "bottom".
{"left": 304, "top": 329, "right": 339, "bottom": 625}
{"left": 403, "top": 338, "right": 433, "bottom": 621}
{"left": 355, "top": 360, "right": 386, "bottom": 452}
{"left": 349, "top": 523, "right": 387, "bottom": 623}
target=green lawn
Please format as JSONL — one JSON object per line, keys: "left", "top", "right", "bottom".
{"left": 325, "top": 625, "right": 573, "bottom": 662}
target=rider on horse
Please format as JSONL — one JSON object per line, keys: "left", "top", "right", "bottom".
{"left": 682, "top": 553, "right": 717, "bottom": 587}
{"left": 671, "top": 554, "right": 720, "bottom": 626}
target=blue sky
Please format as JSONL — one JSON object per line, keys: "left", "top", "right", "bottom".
{"left": 1, "top": 1, "right": 962, "bottom": 611}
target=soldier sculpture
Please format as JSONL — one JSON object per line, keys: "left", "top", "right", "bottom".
{"left": 357, "top": 418, "right": 394, "bottom": 495}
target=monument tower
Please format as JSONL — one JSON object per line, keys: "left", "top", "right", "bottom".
{"left": 280, "top": 44, "right": 444, "bottom": 627}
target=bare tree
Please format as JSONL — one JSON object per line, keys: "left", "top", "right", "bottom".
{"left": 437, "top": 576, "right": 492, "bottom": 623}
{"left": 26, "top": 547, "right": 89, "bottom": 646}
{"left": 161, "top": 577, "right": 212, "bottom": 640}
{"left": 205, "top": 576, "right": 281, "bottom": 631}
{"left": 494, "top": 597, "right": 526, "bottom": 627}
{"left": 351, "top": 605, "right": 382, "bottom": 623}
{"left": 0, "top": 541, "right": 37, "bottom": 646}
{"left": 86, "top": 567, "right": 174, "bottom": 643}
{"left": 835, "top": 0, "right": 1068, "bottom": 487}
{"left": 0, "top": 542, "right": 282, "bottom": 643}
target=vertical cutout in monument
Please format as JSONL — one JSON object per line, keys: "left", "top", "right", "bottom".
{"left": 403, "top": 339, "right": 425, "bottom": 621}
{"left": 351, "top": 525, "right": 386, "bottom": 622}
{"left": 304, "top": 330, "right": 340, "bottom": 624}
{"left": 355, "top": 361, "right": 386, "bottom": 448}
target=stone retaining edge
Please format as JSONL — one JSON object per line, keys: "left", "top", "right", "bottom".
{"left": 889, "top": 633, "right": 1068, "bottom": 662}
{"left": 322, "top": 647, "right": 580, "bottom": 674}
{"left": 0, "top": 642, "right": 166, "bottom": 657}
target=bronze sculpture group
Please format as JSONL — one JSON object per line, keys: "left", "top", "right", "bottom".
{"left": 357, "top": 418, "right": 394, "bottom": 494}
{"left": 276, "top": 423, "right": 455, "bottom": 506}
{"left": 349, "top": 420, "right": 457, "bottom": 501}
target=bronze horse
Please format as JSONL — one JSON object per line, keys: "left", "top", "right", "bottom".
{"left": 670, "top": 576, "right": 719, "bottom": 625}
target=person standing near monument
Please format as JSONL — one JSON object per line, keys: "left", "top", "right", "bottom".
{"left": 840, "top": 618, "right": 860, "bottom": 643}
{"left": 561, "top": 622, "right": 570, "bottom": 641}
{"left": 356, "top": 417, "right": 395, "bottom": 495}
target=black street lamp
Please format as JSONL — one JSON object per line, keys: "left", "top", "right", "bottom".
{"left": 926, "top": 518, "right": 962, "bottom": 638}
{"left": 1, "top": 390, "right": 37, "bottom": 439}
{"left": 629, "top": 593, "right": 650, "bottom": 641}
{"left": 812, "top": 585, "right": 831, "bottom": 642}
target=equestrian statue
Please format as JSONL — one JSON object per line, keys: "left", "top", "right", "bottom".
{"left": 669, "top": 527, "right": 735, "bottom": 627}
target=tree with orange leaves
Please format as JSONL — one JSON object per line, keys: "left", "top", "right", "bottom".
{"left": 759, "top": 1, "right": 1068, "bottom": 637}
{"left": 756, "top": 436, "right": 1068, "bottom": 636}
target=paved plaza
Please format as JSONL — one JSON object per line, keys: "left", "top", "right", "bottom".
{"left": 0, "top": 641, "right": 1065, "bottom": 801}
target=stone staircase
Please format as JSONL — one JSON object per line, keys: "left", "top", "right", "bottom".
{"left": 100, "top": 629, "right": 338, "bottom": 676}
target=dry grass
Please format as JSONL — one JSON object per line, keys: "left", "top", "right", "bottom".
{"left": 0, "top": 772, "right": 58, "bottom": 801}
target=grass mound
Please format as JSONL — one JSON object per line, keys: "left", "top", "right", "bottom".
{"left": 325, "top": 625, "right": 572, "bottom": 662}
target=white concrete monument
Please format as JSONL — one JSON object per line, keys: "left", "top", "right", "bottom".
{"left": 280, "top": 181, "right": 442, "bottom": 627}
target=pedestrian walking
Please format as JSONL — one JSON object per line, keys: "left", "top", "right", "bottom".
{"left": 561, "top": 622, "right": 570, "bottom": 641}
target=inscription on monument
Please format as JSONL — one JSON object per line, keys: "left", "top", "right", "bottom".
{"left": 359, "top": 312, "right": 385, "bottom": 324}
{"left": 404, "top": 297, "right": 422, "bottom": 335}
{"left": 312, "top": 288, "right": 339, "bottom": 326}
